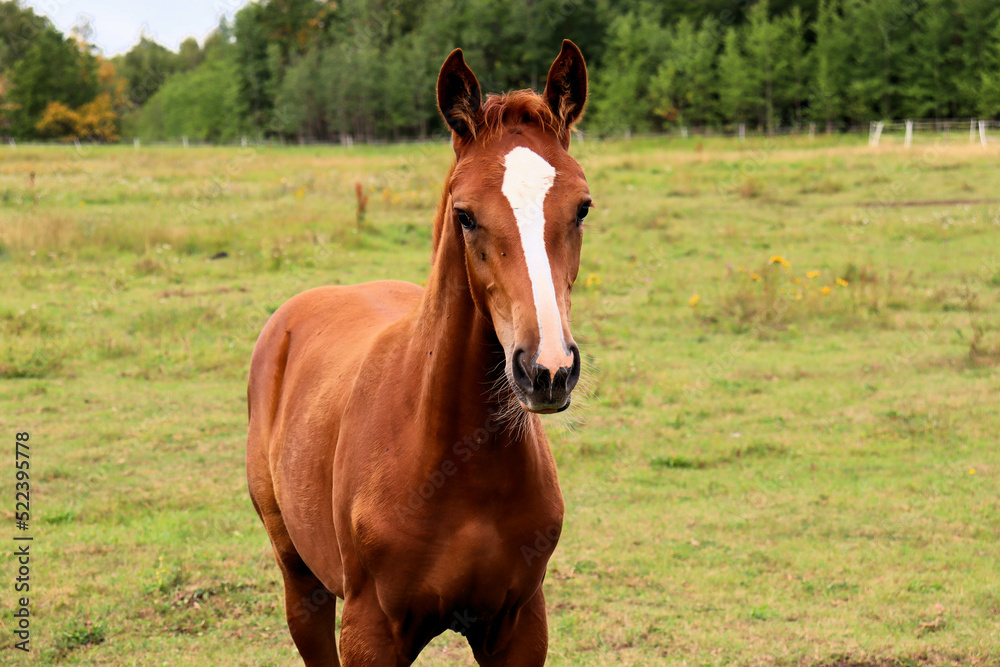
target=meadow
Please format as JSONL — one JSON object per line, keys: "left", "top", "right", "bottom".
{"left": 1, "top": 133, "right": 998, "bottom": 666}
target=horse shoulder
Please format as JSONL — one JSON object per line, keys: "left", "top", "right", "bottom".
{"left": 255, "top": 281, "right": 422, "bottom": 419}
{"left": 248, "top": 281, "right": 423, "bottom": 593}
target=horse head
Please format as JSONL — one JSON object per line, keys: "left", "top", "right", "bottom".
{"left": 436, "top": 40, "right": 590, "bottom": 414}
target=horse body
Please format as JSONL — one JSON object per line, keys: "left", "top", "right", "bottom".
{"left": 247, "top": 41, "right": 590, "bottom": 665}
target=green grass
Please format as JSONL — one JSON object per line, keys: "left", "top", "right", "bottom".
{"left": 1, "top": 134, "right": 998, "bottom": 666}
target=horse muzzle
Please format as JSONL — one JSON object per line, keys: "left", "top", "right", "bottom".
{"left": 509, "top": 345, "right": 581, "bottom": 413}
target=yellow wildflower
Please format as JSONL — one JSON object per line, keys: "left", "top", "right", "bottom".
{"left": 749, "top": 272, "right": 762, "bottom": 282}
{"left": 689, "top": 294, "right": 700, "bottom": 307}
{"left": 296, "top": 186, "right": 306, "bottom": 199}
{"left": 584, "top": 273, "right": 601, "bottom": 288}
{"left": 769, "top": 255, "right": 789, "bottom": 266}
{"left": 836, "top": 277, "right": 849, "bottom": 287}
{"left": 806, "top": 270, "right": 821, "bottom": 279}
{"left": 820, "top": 286, "right": 832, "bottom": 294}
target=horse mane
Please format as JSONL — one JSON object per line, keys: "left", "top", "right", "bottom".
{"left": 432, "top": 89, "right": 570, "bottom": 258}
{"left": 444, "top": 89, "right": 566, "bottom": 145}
{"left": 478, "top": 89, "right": 564, "bottom": 141}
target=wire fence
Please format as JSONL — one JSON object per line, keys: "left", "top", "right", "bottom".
{"left": 4, "top": 118, "right": 999, "bottom": 150}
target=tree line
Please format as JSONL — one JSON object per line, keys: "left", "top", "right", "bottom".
{"left": 2, "top": 0, "right": 1000, "bottom": 143}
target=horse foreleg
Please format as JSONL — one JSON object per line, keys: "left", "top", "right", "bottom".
{"left": 468, "top": 588, "right": 549, "bottom": 667}
{"left": 339, "top": 588, "right": 409, "bottom": 667}
{"left": 248, "top": 460, "right": 339, "bottom": 664}
{"left": 278, "top": 557, "right": 341, "bottom": 667}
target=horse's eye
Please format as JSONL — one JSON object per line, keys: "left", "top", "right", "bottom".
{"left": 456, "top": 209, "right": 476, "bottom": 231}
{"left": 576, "top": 203, "right": 591, "bottom": 225}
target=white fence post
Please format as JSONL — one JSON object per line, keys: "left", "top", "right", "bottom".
{"left": 134, "top": 137, "right": 140, "bottom": 151}
{"left": 680, "top": 126, "right": 688, "bottom": 138}
{"left": 738, "top": 123, "right": 745, "bottom": 141}
{"left": 182, "top": 136, "right": 188, "bottom": 149}
{"left": 868, "top": 121, "right": 884, "bottom": 147}
{"left": 979, "top": 120, "right": 988, "bottom": 147}
{"left": 808, "top": 122, "right": 816, "bottom": 139}
{"left": 971, "top": 119, "right": 976, "bottom": 143}
{"left": 904, "top": 119, "right": 913, "bottom": 148}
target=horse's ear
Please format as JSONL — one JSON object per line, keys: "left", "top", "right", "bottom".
{"left": 437, "top": 49, "right": 482, "bottom": 141}
{"left": 543, "top": 40, "right": 588, "bottom": 142}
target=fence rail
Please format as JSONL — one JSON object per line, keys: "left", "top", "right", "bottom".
{"left": 867, "top": 119, "right": 996, "bottom": 147}
{"left": 4, "top": 119, "right": 999, "bottom": 149}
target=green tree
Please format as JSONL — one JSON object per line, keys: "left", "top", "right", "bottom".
{"left": 776, "top": 6, "right": 810, "bottom": 128}
{"left": 898, "top": 0, "right": 957, "bottom": 120}
{"left": 7, "top": 26, "right": 97, "bottom": 137}
{"left": 810, "top": 0, "right": 849, "bottom": 130}
{"left": 743, "top": 0, "right": 785, "bottom": 133}
{"left": 137, "top": 41, "right": 244, "bottom": 142}
{"left": 318, "top": 38, "right": 383, "bottom": 140}
{"left": 113, "top": 36, "right": 181, "bottom": 108}
{"left": 589, "top": 4, "right": 669, "bottom": 134}
{"left": 233, "top": 0, "right": 329, "bottom": 133}
{"left": 234, "top": 2, "right": 278, "bottom": 132}
{"left": 273, "top": 45, "right": 327, "bottom": 140}
{"left": 717, "top": 27, "right": 753, "bottom": 126}
{"left": 976, "top": 19, "right": 1000, "bottom": 117}
{"left": 650, "top": 16, "right": 719, "bottom": 128}
{"left": 380, "top": 31, "right": 438, "bottom": 138}
{"left": 257, "top": 0, "right": 327, "bottom": 61}
{"left": 1, "top": 0, "right": 50, "bottom": 67}
{"left": 177, "top": 37, "right": 204, "bottom": 71}
{"left": 952, "top": 0, "right": 1000, "bottom": 116}
{"left": 841, "top": 0, "right": 910, "bottom": 121}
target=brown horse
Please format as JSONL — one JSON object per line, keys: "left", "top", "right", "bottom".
{"left": 246, "top": 40, "right": 591, "bottom": 666}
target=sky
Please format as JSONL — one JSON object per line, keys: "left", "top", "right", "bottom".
{"left": 25, "top": 0, "right": 250, "bottom": 56}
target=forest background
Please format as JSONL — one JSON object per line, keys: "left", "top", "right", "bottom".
{"left": 3, "top": 0, "right": 1000, "bottom": 144}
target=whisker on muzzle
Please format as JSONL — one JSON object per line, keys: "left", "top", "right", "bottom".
{"left": 482, "top": 350, "right": 598, "bottom": 442}
{"left": 544, "top": 352, "right": 599, "bottom": 435}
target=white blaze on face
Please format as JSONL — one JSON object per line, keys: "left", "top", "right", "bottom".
{"left": 501, "top": 146, "right": 572, "bottom": 374}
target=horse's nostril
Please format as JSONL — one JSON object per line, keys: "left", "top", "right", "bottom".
{"left": 516, "top": 349, "right": 529, "bottom": 374}
{"left": 512, "top": 348, "right": 534, "bottom": 393}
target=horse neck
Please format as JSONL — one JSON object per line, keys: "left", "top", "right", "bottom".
{"left": 408, "top": 180, "right": 540, "bottom": 459}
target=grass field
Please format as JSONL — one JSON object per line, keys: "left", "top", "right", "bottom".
{"left": 1, "top": 134, "right": 999, "bottom": 666}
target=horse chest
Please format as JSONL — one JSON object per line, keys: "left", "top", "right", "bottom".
{"left": 356, "top": 497, "right": 561, "bottom": 618}
{"left": 376, "top": 520, "right": 558, "bottom": 617}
